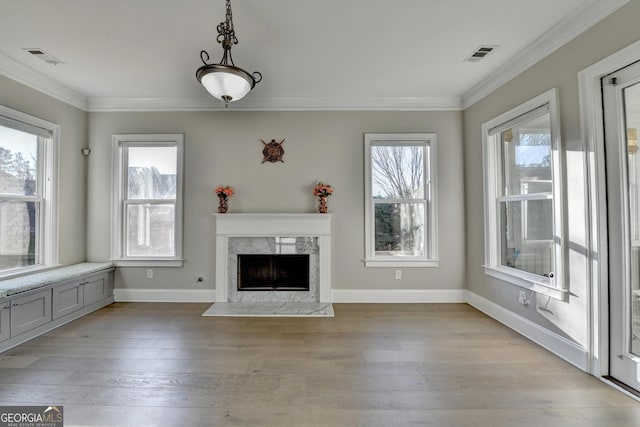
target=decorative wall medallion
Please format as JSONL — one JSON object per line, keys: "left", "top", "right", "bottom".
{"left": 261, "top": 139, "right": 285, "bottom": 163}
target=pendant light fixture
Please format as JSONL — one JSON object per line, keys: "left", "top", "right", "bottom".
{"left": 196, "top": 0, "right": 262, "bottom": 107}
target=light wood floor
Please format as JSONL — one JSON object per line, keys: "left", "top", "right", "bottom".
{"left": 0, "top": 303, "right": 639, "bottom": 426}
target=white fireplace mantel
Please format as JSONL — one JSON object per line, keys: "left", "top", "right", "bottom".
{"left": 213, "top": 213, "right": 332, "bottom": 303}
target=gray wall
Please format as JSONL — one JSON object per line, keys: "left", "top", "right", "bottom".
{"left": 463, "top": 1, "right": 640, "bottom": 347}
{"left": 87, "top": 111, "right": 465, "bottom": 293}
{"left": 0, "top": 75, "right": 88, "bottom": 266}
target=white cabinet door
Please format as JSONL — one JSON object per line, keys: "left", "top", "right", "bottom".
{"left": 10, "top": 289, "right": 51, "bottom": 337}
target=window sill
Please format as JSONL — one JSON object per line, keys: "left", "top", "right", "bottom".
{"left": 112, "top": 259, "right": 184, "bottom": 268}
{"left": 483, "top": 265, "right": 566, "bottom": 300}
{"left": 365, "top": 259, "right": 439, "bottom": 268}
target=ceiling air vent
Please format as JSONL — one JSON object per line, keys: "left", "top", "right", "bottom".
{"left": 464, "top": 45, "right": 498, "bottom": 62}
{"left": 22, "top": 48, "right": 64, "bottom": 65}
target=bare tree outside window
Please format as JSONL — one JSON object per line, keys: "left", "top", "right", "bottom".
{"left": 0, "top": 129, "right": 40, "bottom": 270}
{"left": 372, "top": 145, "right": 424, "bottom": 199}
{"left": 371, "top": 145, "right": 426, "bottom": 256}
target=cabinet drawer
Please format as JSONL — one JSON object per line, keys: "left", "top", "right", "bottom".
{"left": 84, "top": 275, "right": 108, "bottom": 306}
{"left": 10, "top": 290, "right": 51, "bottom": 337}
{"left": 52, "top": 280, "right": 84, "bottom": 320}
{"left": 0, "top": 301, "right": 10, "bottom": 342}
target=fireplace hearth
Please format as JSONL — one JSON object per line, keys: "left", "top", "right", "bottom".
{"left": 238, "top": 254, "right": 310, "bottom": 291}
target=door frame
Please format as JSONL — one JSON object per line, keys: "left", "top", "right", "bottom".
{"left": 579, "top": 39, "right": 640, "bottom": 379}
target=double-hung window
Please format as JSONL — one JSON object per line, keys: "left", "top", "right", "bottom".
{"left": 482, "top": 88, "right": 565, "bottom": 298}
{"left": 0, "top": 106, "right": 59, "bottom": 278}
{"left": 112, "top": 134, "right": 184, "bottom": 266}
{"left": 364, "top": 133, "right": 438, "bottom": 267}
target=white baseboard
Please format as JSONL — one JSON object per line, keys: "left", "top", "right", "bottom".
{"left": 114, "top": 288, "right": 215, "bottom": 303}
{"left": 466, "top": 291, "right": 588, "bottom": 371}
{"left": 331, "top": 288, "right": 467, "bottom": 303}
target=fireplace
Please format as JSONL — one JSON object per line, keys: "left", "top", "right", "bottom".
{"left": 238, "top": 254, "right": 310, "bottom": 291}
{"left": 213, "top": 213, "right": 332, "bottom": 303}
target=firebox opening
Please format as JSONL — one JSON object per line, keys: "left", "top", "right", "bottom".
{"left": 238, "top": 254, "right": 310, "bottom": 291}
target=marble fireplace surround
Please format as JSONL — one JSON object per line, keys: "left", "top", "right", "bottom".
{"left": 213, "top": 213, "right": 332, "bottom": 303}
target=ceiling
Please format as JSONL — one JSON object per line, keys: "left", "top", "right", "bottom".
{"left": 0, "top": 0, "right": 628, "bottom": 111}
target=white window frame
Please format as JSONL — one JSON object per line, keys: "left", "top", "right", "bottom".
{"left": 111, "top": 134, "right": 184, "bottom": 267}
{"left": 481, "top": 88, "right": 565, "bottom": 299}
{"left": 364, "top": 133, "right": 438, "bottom": 267}
{"left": 0, "top": 105, "right": 59, "bottom": 279}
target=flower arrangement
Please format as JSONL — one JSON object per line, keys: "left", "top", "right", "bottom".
{"left": 215, "top": 185, "right": 234, "bottom": 213}
{"left": 215, "top": 185, "right": 235, "bottom": 200}
{"left": 313, "top": 182, "right": 333, "bottom": 213}
{"left": 313, "top": 182, "right": 334, "bottom": 198}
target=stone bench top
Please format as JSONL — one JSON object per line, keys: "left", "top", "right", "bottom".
{"left": 0, "top": 262, "right": 114, "bottom": 299}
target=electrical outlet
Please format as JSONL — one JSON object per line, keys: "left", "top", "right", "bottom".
{"left": 146, "top": 269, "right": 153, "bottom": 279}
{"left": 518, "top": 290, "right": 526, "bottom": 305}
{"left": 395, "top": 270, "right": 402, "bottom": 280}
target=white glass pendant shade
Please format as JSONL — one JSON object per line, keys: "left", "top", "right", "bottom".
{"left": 196, "top": 0, "right": 261, "bottom": 106}
{"left": 197, "top": 64, "right": 255, "bottom": 104}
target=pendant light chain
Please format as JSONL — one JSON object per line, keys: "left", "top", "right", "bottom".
{"left": 196, "top": 0, "right": 262, "bottom": 107}
{"left": 217, "top": 0, "right": 238, "bottom": 66}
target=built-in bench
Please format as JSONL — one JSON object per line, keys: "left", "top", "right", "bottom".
{"left": 0, "top": 262, "right": 115, "bottom": 352}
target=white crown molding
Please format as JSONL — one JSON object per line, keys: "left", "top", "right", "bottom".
{"left": 0, "top": 53, "right": 88, "bottom": 111}
{"left": 87, "top": 95, "right": 463, "bottom": 112}
{"left": 461, "top": 0, "right": 630, "bottom": 109}
{"left": 0, "top": 52, "right": 461, "bottom": 112}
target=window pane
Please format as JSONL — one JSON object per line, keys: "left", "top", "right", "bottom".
{"left": 374, "top": 203, "right": 425, "bottom": 256}
{"left": 500, "top": 113, "right": 552, "bottom": 196}
{"left": 371, "top": 145, "right": 424, "bottom": 199}
{"left": 0, "top": 201, "right": 39, "bottom": 269}
{"left": 127, "top": 146, "right": 177, "bottom": 199}
{"left": 126, "top": 204, "right": 175, "bottom": 257}
{"left": 0, "top": 126, "right": 38, "bottom": 196}
{"left": 500, "top": 200, "right": 554, "bottom": 276}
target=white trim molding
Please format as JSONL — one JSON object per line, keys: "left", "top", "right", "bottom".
{"left": 462, "top": 0, "right": 629, "bottom": 109}
{"left": 467, "top": 291, "right": 589, "bottom": 371}
{"left": 332, "top": 289, "right": 466, "bottom": 303}
{"left": 88, "top": 96, "right": 463, "bottom": 112}
{"left": 0, "top": 53, "right": 88, "bottom": 111}
{"left": 114, "top": 288, "right": 215, "bottom": 303}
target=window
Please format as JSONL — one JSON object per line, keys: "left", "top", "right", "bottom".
{"left": 364, "top": 133, "right": 437, "bottom": 267}
{"left": 482, "top": 88, "right": 564, "bottom": 298}
{"left": 112, "top": 134, "right": 184, "bottom": 266}
{"left": 0, "top": 105, "right": 59, "bottom": 278}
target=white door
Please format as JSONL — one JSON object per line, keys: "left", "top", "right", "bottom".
{"left": 603, "top": 60, "right": 640, "bottom": 391}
